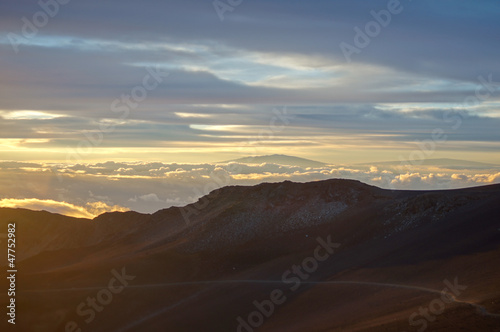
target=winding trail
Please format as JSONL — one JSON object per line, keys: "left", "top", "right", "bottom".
{"left": 21, "top": 279, "right": 500, "bottom": 331}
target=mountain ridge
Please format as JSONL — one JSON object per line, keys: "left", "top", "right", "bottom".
{"left": 1, "top": 179, "right": 500, "bottom": 331}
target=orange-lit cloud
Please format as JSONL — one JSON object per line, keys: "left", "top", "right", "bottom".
{"left": 0, "top": 198, "right": 128, "bottom": 219}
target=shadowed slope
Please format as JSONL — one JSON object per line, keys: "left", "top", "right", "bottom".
{"left": 1, "top": 179, "right": 499, "bottom": 331}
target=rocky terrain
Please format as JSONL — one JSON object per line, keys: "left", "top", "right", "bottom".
{"left": 1, "top": 179, "right": 500, "bottom": 331}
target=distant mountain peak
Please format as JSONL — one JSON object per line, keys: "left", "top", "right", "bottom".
{"left": 220, "top": 154, "right": 327, "bottom": 168}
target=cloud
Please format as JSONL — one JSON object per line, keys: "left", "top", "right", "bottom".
{"left": 1, "top": 1, "right": 499, "bottom": 113}
{"left": 136, "top": 193, "right": 162, "bottom": 202}
{"left": 1, "top": 104, "right": 499, "bottom": 166}
{"left": 0, "top": 161, "right": 499, "bottom": 216}
{"left": 0, "top": 198, "right": 128, "bottom": 219}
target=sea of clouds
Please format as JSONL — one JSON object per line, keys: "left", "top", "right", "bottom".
{"left": 1, "top": 161, "right": 499, "bottom": 218}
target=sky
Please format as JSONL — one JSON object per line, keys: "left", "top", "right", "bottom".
{"left": 0, "top": 0, "right": 499, "bottom": 216}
